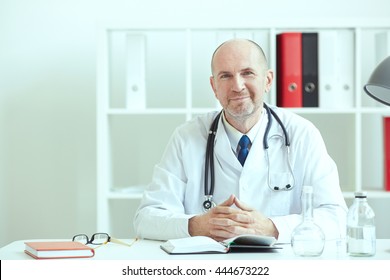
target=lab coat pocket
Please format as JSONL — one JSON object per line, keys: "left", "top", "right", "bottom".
{"left": 268, "top": 172, "right": 293, "bottom": 216}
{"left": 268, "top": 172, "right": 294, "bottom": 192}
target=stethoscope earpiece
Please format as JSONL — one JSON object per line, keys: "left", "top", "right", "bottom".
{"left": 273, "top": 184, "right": 293, "bottom": 191}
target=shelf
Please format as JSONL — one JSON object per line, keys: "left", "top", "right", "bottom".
{"left": 108, "top": 186, "right": 145, "bottom": 199}
{"left": 97, "top": 25, "right": 390, "bottom": 237}
{"left": 108, "top": 190, "right": 390, "bottom": 200}
{"left": 359, "top": 107, "right": 390, "bottom": 114}
{"left": 290, "top": 108, "right": 357, "bottom": 114}
{"left": 343, "top": 190, "right": 390, "bottom": 199}
{"left": 102, "top": 19, "right": 390, "bottom": 30}
{"left": 107, "top": 108, "right": 188, "bottom": 115}
{"left": 106, "top": 107, "right": 221, "bottom": 115}
{"left": 105, "top": 107, "right": 390, "bottom": 116}
{"left": 108, "top": 192, "right": 143, "bottom": 200}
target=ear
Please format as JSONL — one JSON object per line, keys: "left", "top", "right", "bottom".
{"left": 264, "top": 70, "right": 274, "bottom": 92}
{"left": 210, "top": 76, "right": 217, "bottom": 97}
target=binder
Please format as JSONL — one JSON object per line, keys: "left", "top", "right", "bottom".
{"left": 126, "top": 34, "right": 146, "bottom": 110}
{"left": 276, "top": 32, "right": 303, "bottom": 108}
{"left": 302, "top": 33, "right": 319, "bottom": 107}
{"left": 337, "top": 30, "right": 354, "bottom": 108}
{"left": 384, "top": 117, "right": 390, "bottom": 191}
{"left": 319, "top": 30, "right": 354, "bottom": 109}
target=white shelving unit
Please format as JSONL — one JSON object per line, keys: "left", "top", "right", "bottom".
{"left": 97, "top": 22, "right": 390, "bottom": 237}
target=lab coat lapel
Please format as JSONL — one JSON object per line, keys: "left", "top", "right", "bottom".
{"left": 242, "top": 112, "right": 269, "bottom": 171}
{"left": 212, "top": 113, "right": 270, "bottom": 171}
{"left": 213, "top": 119, "right": 242, "bottom": 170}
{"left": 262, "top": 110, "right": 288, "bottom": 175}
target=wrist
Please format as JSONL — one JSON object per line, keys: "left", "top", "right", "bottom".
{"left": 188, "top": 215, "right": 200, "bottom": 236}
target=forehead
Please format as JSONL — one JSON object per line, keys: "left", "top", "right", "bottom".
{"left": 212, "top": 41, "right": 264, "bottom": 73}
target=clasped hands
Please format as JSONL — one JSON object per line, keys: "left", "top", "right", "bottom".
{"left": 189, "top": 194, "right": 278, "bottom": 241}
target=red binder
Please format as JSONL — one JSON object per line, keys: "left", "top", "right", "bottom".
{"left": 384, "top": 117, "right": 390, "bottom": 191}
{"left": 276, "top": 33, "right": 303, "bottom": 108}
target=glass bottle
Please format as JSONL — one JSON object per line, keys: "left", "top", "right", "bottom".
{"left": 291, "top": 185, "right": 325, "bottom": 257}
{"left": 346, "top": 191, "right": 376, "bottom": 256}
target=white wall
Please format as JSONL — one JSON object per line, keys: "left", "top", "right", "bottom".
{"left": 1, "top": 0, "right": 390, "bottom": 247}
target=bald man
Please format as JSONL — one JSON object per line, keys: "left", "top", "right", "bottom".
{"left": 134, "top": 39, "right": 347, "bottom": 243}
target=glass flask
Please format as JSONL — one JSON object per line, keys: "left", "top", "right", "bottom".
{"left": 347, "top": 191, "right": 376, "bottom": 256}
{"left": 291, "top": 185, "right": 325, "bottom": 257}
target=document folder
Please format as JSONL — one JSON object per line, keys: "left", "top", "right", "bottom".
{"left": 302, "top": 33, "right": 319, "bottom": 107}
{"left": 276, "top": 32, "right": 303, "bottom": 108}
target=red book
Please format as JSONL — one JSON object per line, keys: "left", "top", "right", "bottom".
{"left": 384, "top": 117, "right": 390, "bottom": 191}
{"left": 24, "top": 241, "right": 95, "bottom": 259}
{"left": 276, "top": 32, "right": 303, "bottom": 107}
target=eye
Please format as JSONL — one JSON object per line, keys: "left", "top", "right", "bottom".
{"left": 219, "top": 73, "right": 232, "bottom": 79}
{"left": 242, "top": 71, "right": 255, "bottom": 76}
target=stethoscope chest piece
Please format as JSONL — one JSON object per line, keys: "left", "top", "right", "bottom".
{"left": 203, "top": 195, "right": 216, "bottom": 212}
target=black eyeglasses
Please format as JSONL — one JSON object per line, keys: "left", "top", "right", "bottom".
{"left": 72, "top": 233, "right": 137, "bottom": 247}
{"left": 72, "top": 233, "right": 111, "bottom": 245}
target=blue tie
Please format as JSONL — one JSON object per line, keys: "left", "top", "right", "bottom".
{"left": 238, "top": 135, "right": 251, "bottom": 166}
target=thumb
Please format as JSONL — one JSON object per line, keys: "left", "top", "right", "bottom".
{"left": 218, "top": 194, "right": 236, "bottom": 207}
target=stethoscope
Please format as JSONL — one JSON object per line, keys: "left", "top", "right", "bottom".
{"left": 203, "top": 103, "right": 295, "bottom": 212}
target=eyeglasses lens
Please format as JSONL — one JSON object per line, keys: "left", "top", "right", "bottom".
{"left": 73, "top": 235, "right": 88, "bottom": 245}
{"left": 91, "top": 233, "right": 109, "bottom": 245}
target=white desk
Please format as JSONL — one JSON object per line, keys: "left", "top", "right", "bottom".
{"left": 1, "top": 239, "right": 390, "bottom": 260}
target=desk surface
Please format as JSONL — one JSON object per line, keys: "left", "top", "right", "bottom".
{"left": 1, "top": 239, "right": 390, "bottom": 260}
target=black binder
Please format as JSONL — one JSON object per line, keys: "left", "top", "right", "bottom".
{"left": 302, "top": 33, "right": 319, "bottom": 107}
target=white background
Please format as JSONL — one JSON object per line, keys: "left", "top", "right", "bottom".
{"left": 1, "top": 0, "right": 390, "bottom": 247}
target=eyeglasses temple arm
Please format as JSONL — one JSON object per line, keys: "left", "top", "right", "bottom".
{"left": 110, "top": 237, "right": 138, "bottom": 247}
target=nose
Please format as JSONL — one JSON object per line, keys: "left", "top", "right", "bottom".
{"left": 231, "top": 75, "right": 245, "bottom": 92}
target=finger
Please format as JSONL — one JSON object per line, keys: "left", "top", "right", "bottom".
{"left": 218, "top": 194, "right": 236, "bottom": 207}
{"left": 210, "top": 212, "right": 253, "bottom": 225}
{"left": 209, "top": 229, "right": 236, "bottom": 241}
{"left": 230, "top": 212, "right": 254, "bottom": 223}
{"left": 210, "top": 195, "right": 237, "bottom": 215}
{"left": 212, "top": 207, "right": 254, "bottom": 223}
{"left": 212, "top": 205, "right": 239, "bottom": 215}
{"left": 233, "top": 196, "right": 254, "bottom": 212}
{"left": 209, "top": 226, "right": 240, "bottom": 240}
{"left": 210, "top": 225, "right": 256, "bottom": 240}
{"left": 209, "top": 217, "right": 239, "bottom": 226}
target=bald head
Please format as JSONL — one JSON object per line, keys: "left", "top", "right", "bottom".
{"left": 211, "top": 39, "right": 269, "bottom": 76}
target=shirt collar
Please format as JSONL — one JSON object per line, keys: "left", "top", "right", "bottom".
{"left": 222, "top": 108, "right": 265, "bottom": 155}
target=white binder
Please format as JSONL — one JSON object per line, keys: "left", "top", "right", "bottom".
{"left": 319, "top": 30, "right": 354, "bottom": 109}
{"left": 126, "top": 34, "right": 146, "bottom": 110}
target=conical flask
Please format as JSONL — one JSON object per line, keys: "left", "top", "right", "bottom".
{"left": 291, "top": 185, "right": 325, "bottom": 257}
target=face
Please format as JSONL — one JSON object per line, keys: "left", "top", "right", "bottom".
{"left": 210, "top": 40, "right": 273, "bottom": 124}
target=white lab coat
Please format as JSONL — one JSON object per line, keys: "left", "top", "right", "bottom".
{"left": 134, "top": 105, "right": 347, "bottom": 242}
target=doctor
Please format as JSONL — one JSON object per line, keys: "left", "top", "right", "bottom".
{"left": 134, "top": 39, "right": 347, "bottom": 243}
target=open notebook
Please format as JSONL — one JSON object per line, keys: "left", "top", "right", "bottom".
{"left": 161, "top": 234, "right": 282, "bottom": 254}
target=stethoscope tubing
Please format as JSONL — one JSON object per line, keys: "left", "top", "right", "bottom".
{"left": 203, "top": 103, "right": 294, "bottom": 211}
{"left": 204, "top": 111, "right": 222, "bottom": 200}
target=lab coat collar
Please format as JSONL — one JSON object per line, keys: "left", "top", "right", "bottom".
{"left": 213, "top": 110, "right": 271, "bottom": 171}
{"left": 221, "top": 108, "right": 265, "bottom": 155}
